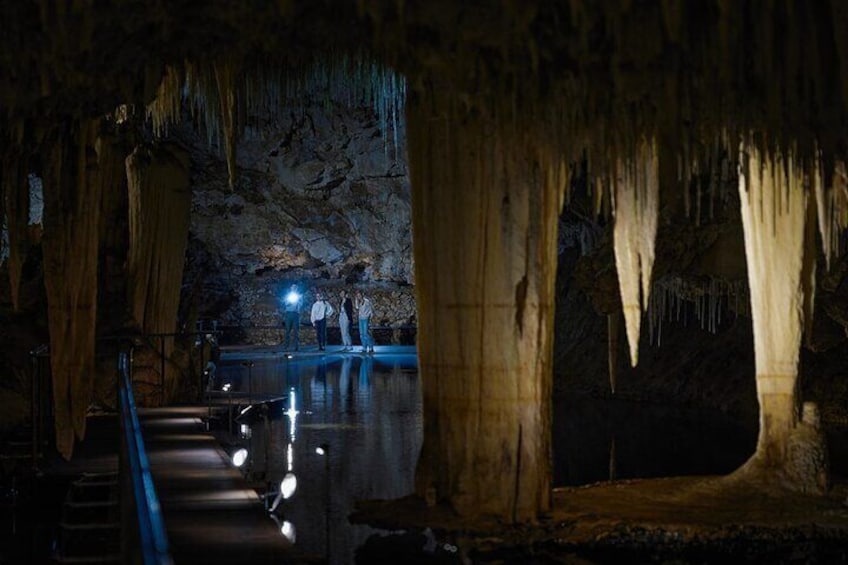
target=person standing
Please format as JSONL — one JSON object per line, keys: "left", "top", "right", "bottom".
{"left": 339, "top": 289, "right": 354, "bottom": 351}
{"left": 355, "top": 291, "right": 374, "bottom": 353}
{"left": 282, "top": 283, "right": 303, "bottom": 351}
{"left": 310, "top": 291, "right": 334, "bottom": 351}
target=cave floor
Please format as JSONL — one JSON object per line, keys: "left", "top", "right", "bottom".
{"left": 353, "top": 477, "right": 848, "bottom": 562}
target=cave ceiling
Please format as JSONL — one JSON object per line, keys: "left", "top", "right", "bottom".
{"left": 0, "top": 1, "right": 845, "bottom": 163}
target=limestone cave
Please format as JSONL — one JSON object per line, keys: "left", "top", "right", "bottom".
{"left": 1, "top": 1, "right": 848, "bottom": 563}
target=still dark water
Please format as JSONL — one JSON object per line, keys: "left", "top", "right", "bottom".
{"left": 217, "top": 353, "right": 757, "bottom": 563}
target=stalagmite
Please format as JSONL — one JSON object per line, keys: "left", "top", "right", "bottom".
{"left": 738, "top": 143, "right": 807, "bottom": 468}
{"left": 612, "top": 136, "right": 659, "bottom": 367}
{"left": 41, "top": 120, "right": 102, "bottom": 459}
{"left": 126, "top": 143, "right": 191, "bottom": 402}
{"left": 409, "top": 83, "right": 561, "bottom": 521}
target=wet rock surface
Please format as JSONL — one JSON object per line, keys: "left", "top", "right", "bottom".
{"left": 353, "top": 477, "right": 848, "bottom": 564}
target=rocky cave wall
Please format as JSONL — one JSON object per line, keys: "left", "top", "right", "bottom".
{"left": 177, "top": 102, "right": 416, "bottom": 344}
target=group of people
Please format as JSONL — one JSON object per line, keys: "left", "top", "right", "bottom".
{"left": 282, "top": 284, "right": 375, "bottom": 353}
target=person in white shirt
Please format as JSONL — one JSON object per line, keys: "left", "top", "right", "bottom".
{"left": 338, "top": 289, "right": 354, "bottom": 351}
{"left": 355, "top": 291, "right": 374, "bottom": 353}
{"left": 310, "top": 291, "right": 334, "bottom": 351}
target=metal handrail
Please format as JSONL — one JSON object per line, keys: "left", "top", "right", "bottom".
{"left": 117, "top": 350, "right": 172, "bottom": 565}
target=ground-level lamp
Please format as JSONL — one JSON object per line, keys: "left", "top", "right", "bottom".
{"left": 224, "top": 445, "right": 248, "bottom": 468}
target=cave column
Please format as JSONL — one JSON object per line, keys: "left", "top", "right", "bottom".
{"left": 41, "top": 119, "right": 102, "bottom": 459}
{"left": 408, "top": 84, "right": 561, "bottom": 521}
{"left": 738, "top": 144, "right": 807, "bottom": 466}
{"left": 126, "top": 143, "right": 191, "bottom": 403}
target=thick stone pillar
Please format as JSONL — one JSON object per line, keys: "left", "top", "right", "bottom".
{"left": 738, "top": 144, "right": 806, "bottom": 467}
{"left": 126, "top": 142, "right": 191, "bottom": 402}
{"left": 407, "top": 85, "right": 561, "bottom": 521}
{"left": 42, "top": 119, "right": 102, "bottom": 459}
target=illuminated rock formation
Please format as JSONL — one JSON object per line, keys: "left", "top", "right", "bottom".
{"left": 126, "top": 143, "right": 191, "bottom": 401}
{"left": 408, "top": 83, "right": 562, "bottom": 520}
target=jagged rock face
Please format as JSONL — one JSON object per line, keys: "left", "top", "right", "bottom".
{"left": 180, "top": 103, "right": 415, "bottom": 332}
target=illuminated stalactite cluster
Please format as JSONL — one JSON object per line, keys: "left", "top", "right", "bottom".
{"left": 145, "top": 56, "right": 406, "bottom": 188}
{"left": 610, "top": 137, "right": 660, "bottom": 367}
{"left": 737, "top": 143, "right": 811, "bottom": 470}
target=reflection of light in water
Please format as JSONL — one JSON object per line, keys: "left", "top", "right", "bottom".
{"left": 269, "top": 513, "right": 297, "bottom": 543}
{"left": 281, "top": 520, "right": 296, "bottom": 543}
{"left": 287, "top": 443, "right": 294, "bottom": 471}
{"left": 285, "top": 387, "right": 299, "bottom": 442}
{"left": 280, "top": 472, "right": 297, "bottom": 499}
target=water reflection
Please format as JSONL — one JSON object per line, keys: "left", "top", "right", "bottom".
{"left": 218, "top": 354, "right": 421, "bottom": 565}
{"left": 216, "top": 355, "right": 761, "bottom": 560}
{"left": 553, "top": 396, "right": 758, "bottom": 486}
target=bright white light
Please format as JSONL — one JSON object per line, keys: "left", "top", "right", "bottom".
{"left": 280, "top": 520, "right": 296, "bottom": 543}
{"left": 280, "top": 472, "right": 297, "bottom": 499}
{"left": 286, "top": 443, "right": 293, "bottom": 471}
{"left": 239, "top": 405, "right": 252, "bottom": 416}
{"left": 285, "top": 388, "right": 299, "bottom": 442}
{"left": 315, "top": 446, "right": 325, "bottom": 456}
{"left": 222, "top": 383, "right": 231, "bottom": 392}
{"left": 239, "top": 424, "right": 251, "bottom": 438}
{"left": 285, "top": 291, "right": 300, "bottom": 305}
{"left": 231, "top": 448, "right": 248, "bottom": 467}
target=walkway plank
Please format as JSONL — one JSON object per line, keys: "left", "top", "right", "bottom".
{"left": 138, "top": 407, "right": 306, "bottom": 564}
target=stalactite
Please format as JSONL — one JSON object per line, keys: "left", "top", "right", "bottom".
{"left": 815, "top": 159, "right": 848, "bottom": 269}
{"left": 612, "top": 136, "right": 659, "bottom": 367}
{"left": 126, "top": 142, "right": 191, "bottom": 403}
{"left": 213, "top": 60, "right": 240, "bottom": 190}
{"left": 145, "top": 55, "right": 407, "bottom": 186}
{"left": 41, "top": 119, "right": 102, "bottom": 460}
{"left": 2, "top": 153, "right": 29, "bottom": 310}
{"left": 738, "top": 142, "right": 807, "bottom": 466}
{"left": 146, "top": 65, "right": 183, "bottom": 138}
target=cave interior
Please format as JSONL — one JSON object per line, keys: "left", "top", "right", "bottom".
{"left": 1, "top": 0, "right": 848, "bottom": 562}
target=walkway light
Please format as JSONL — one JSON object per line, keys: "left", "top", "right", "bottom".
{"left": 280, "top": 472, "right": 297, "bottom": 499}
{"left": 225, "top": 446, "right": 248, "bottom": 467}
{"left": 280, "top": 520, "right": 296, "bottom": 543}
